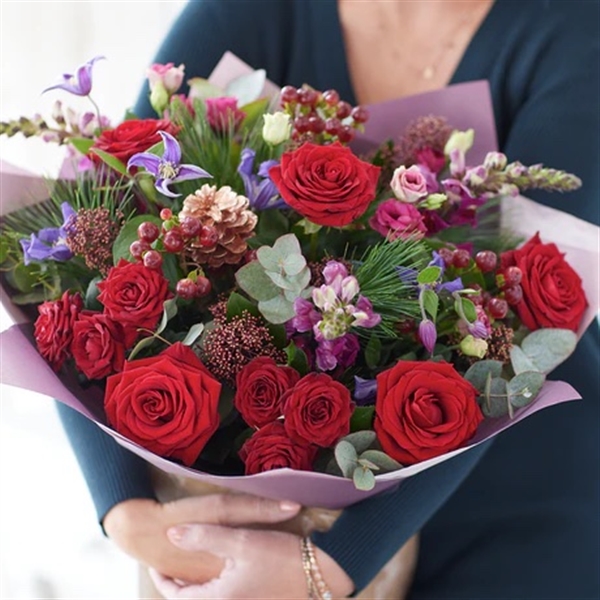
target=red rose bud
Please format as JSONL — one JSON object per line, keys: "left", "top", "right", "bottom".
{"left": 375, "top": 361, "right": 483, "bottom": 465}
{"left": 269, "top": 142, "right": 380, "bottom": 227}
{"left": 34, "top": 291, "right": 83, "bottom": 371}
{"left": 282, "top": 373, "right": 353, "bottom": 447}
{"left": 239, "top": 422, "right": 318, "bottom": 475}
{"left": 234, "top": 357, "right": 300, "bottom": 428}
{"left": 501, "top": 233, "right": 587, "bottom": 331}
{"left": 105, "top": 343, "right": 221, "bottom": 466}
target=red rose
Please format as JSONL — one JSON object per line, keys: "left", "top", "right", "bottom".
{"left": 501, "top": 232, "right": 587, "bottom": 332}
{"left": 374, "top": 360, "right": 483, "bottom": 465}
{"left": 269, "top": 142, "right": 380, "bottom": 227}
{"left": 34, "top": 291, "right": 83, "bottom": 371}
{"left": 234, "top": 357, "right": 300, "bottom": 428}
{"left": 105, "top": 343, "right": 221, "bottom": 466}
{"left": 91, "top": 119, "right": 178, "bottom": 164}
{"left": 239, "top": 422, "right": 317, "bottom": 475}
{"left": 71, "top": 311, "right": 127, "bottom": 380}
{"left": 282, "top": 373, "right": 353, "bottom": 447}
{"left": 97, "top": 259, "right": 170, "bottom": 345}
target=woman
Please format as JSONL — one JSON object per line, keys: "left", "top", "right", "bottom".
{"left": 58, "top": 0, "right": 600, "bottom": 597}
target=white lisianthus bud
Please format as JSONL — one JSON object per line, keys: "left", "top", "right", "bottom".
{"left": 460, "top": 334, "right": 488, "bottom": 358}
{"left": 444, "top": 128, "right": 475, "bottom": 156}
{"left": 262, "top": 112, "right": 292, "bottom": 145}
{"left": 422, "top": 193, "right": 448, "bottom": 210}
{"left": 149, "top": 81, "right": 170, "bottom": 115}
{"left": 483, "top": 151, "right": 508, "bottom": 171}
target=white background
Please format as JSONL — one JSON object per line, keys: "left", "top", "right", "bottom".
{"left": 1, "top": 2, "right": 187, "bottom": 598}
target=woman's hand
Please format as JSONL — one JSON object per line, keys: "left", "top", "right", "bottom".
{"left": 103, "top": 494, "right": 302, "bottom": 584}
{"left": 150, "top": 522, "right": 355, "bottom": 599}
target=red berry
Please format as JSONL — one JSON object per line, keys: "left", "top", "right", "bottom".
{"left": 475, "top": 250, "right": 498, "bottom": 273}
{"left": 452, "top": 249, "right": 471, "bottom": 269}
{"left": 280, "top": 85, "right": 298, "bottom": 105}
{"left": 324, "top": 118, "right": 341, "bottom": 136}
{"left": 294, "top": 115, "right": 311, "bottom": 134}
{"left": 143, "top": 250, "right": 163, "bottom": 269}
{"left": 163, "top": 230, "right": 185, "bottom": 253}
{"left": 176, "top": 278, "right": 196, "bottom": 300}
{"left": 195, "top": 276, "right": 212, "bottom": 298}
{"left": 336, "top": 101, "right": 352, "bottom": 119}
{"left": 244, "top": 249, "right": 258, "bottom": 263}
{"left": 199, "top": 226, "right": 219, "bottom": 248}
{"left": 160, "top": 208, "right": 172, "bottom": 220}
{"left": 180, "top": 216, "right": 202, "bottom": 238}
{"left": 350, "top": 106, "right": 369, "bottom": 123}
{"left": 488, "top": 297, "right": 509, "bottom": 319}
{"left": 504, "top": 284, "right": 523, "bottom": 305}
{"left": 298, "top": 88, "right": 318, "bottom": 106}
{"left": 437, "top": 247, "right": 455, "bottom": 267}
{"left": 129, "top": 240, "right": 150, "bottom": 260}
{"left": 503, "top": 266, "right": 522, "bottom": 287}
{"left": 308, "top": 115, "right": 325, "bottom": 134}
{"left": 137, "top": 221, "right": 160, "bottom": 243}
{"left": 337, "top": 125, "right": 355, "bottom": 143}
{"left": 322, "top": 90, "right": 340, "bottom": 106}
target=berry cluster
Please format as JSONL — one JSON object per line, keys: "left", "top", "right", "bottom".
{"left": 279, "top": 85, "right": 368, "bottom": 145}
{"left": 438, "top": 247, "right": 523, "bottom": 320}
{"left": 129, "top": 208, "right": 218, "bottom": 300}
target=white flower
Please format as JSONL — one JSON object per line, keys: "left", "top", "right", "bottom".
{"left": 444, "top": 128, "right": 475, "bottom": 156}
{"left": 262, "top": 112, "right": 292, "bottom": 145}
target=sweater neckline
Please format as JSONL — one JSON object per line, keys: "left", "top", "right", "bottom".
{"left": 310, "top": 0, "right": 502, "bottom": 106}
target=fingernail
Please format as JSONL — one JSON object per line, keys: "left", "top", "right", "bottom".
{"left": 167, "top": 524, "right": 191, "bottom": 543}
{"left": 279, "top": 500, "right": 301, "bottom": 512}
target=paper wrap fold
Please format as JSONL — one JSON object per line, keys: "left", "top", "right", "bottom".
{"left": 1, "top": 55, "right": 597, "bottom": 508}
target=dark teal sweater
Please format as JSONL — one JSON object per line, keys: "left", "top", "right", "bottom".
{"left": 58, "top": 0, "right": 599, "bottom": 595}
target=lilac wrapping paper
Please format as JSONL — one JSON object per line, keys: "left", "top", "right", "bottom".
{"left": 0, "top": 54, "right": 595, "bottom": 508}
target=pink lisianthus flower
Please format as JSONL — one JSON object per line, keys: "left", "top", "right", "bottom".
{"left": 369, "top": 199, "right": 427, "bottom": 241}
{"left": 205, "top": 97, "right": 245, "bottom": 133}
{"left": 415, "top": 147, "right": 447, "bottom": 174}
{"left": 390, "top": 165, "right": 429, "bottom": 203}
{"left": 147, "top": 63, "right": 185, "bottom": 95}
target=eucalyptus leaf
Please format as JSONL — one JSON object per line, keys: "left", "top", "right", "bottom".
{"left": 156, "top": 297, "right": 178, "bottom": 334}
{"left": 272, "top": 233, "right": 302, "bottom": 257}
{"left": 353, "top": 466, "right": 376, "bottom": 491}
{"left": 508, "top": 371, "right": 546, "bottom": 408}
{"left": 510, "top": 345, "right": 537, "bottom": 375}
{"left": 235, "top": 261, "right": 280, "bottom": 301}
{"left": 417, "top": 265, "right": 441, "bottom": 285}
{"left": 482, "top": 377, "right": 510, "bottom": 418}
{"left": 265, "top": 270, "right": 296, "bottom": 290}
{"left": 258, "top": 295, "right": 295, "bottom": 324}
{"left": 182, "top": 323, "right": 205, "bottom": 346}
{"left": 127, "top": 334, "right": 157, "bottom": 361}
{"left": 359, "top": 450, "right": 403, "bottom": 472}
{"left": 521, "top": 329, "right": 577, "bottom": 374}
{"left": 282, "top": 254, "right": 307, "bottom": 276}
{"left": 341, "top": 431, "right": 377, "bottom": 454}
{"left": 422, "top": 289, "right": 439, "bottom": 321}
{"left": 464, "top": 359, "right": 504, "bottom": 392}
{"left": 334, "top": 440, "right": 358, "bottom": 478}
{"left": 256, "top": 246, "right": 281, "bottom": 272}
{"left": 357, "top": 458, "right": 380, "bottom": 471}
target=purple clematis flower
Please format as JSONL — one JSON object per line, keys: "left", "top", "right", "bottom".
{"left": 43, "top": 56, "right": 105, "bottom": 97}
{"left": 237, "top": 148, "right": 285, "bottom": 210}
{"left": 127, "top": 131, "right": 211, "bottom": 198}
{"left": 354, "top": 376, "right": 377, "bottom": 405}
{"left": 20, "top": 202, "right": 76, "bottom": 265}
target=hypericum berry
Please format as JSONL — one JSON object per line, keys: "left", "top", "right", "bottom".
{"left": 130, "top": 240, "right": 150, "bottom": 260}
{"left": 503, "top": 266, "right": 523, "bottom": 287}
{"left": 504, "top": 284, "right": 523, "bottom": 305}
{"left": 163, "top": 230, "right": 185, "bottom": 253}
{"left": 475, "top": 250, "right": 498, "bottom": 273}
{"left": 199, "top": 225, "right": 219, "bottom": 248}
{"left": 143, "top": 249, "right": 163, "bottom": 269}
{"left": 487, "top": 297, "right": 509, "bottom": 319}
{"left": 176, "top": 278, "right": 197, "bottom": 300}
{"left": 350, "top": 106, "right": 369, "bottom": 124}
{"left": 337, "top": 125, "right": 355, "bottom": 143}
{"left": 137, "top": 221, "right": 160, "bottom": 243}
{"left": 180, "top": 216, "right": 202, "bottom": 238}
{"left": 308, "top": 115, "right": 325, "bottom": 134}
{"left": 437, "top": 247, "right": 455, "bottom": 267}
{"left": 336, "top": 101, "right": 352, "bottom": 119}
{"left": 324, "top": 117, "right": 341, "bottom": 136}
{"left": 452, "top": 249, "right": 471, "bottom": 269}
{"left": 244, "top": 249, "right": 258, "bottom": 263}
{"left": 298, "top": 88, "right": 318, "bottom": 106}
{"left": 195, "top": 276, "right": 212, "bottom": 297}
{"left": 294, "top": 115, "right": 311, "bottom": 134}
{"left": 280, "top": 85, "right": 298, "bottom": 105}
{"left": 160, "top": 208, "right": 173, "bottom": 220}
{"left": 322, "top": 89, "right": 340, "bottom": 106}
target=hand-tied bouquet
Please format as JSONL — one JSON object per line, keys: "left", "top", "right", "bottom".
{"left": 0, "top": 56, "right": 594, "bottom": 504}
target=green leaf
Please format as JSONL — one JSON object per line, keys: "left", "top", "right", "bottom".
{"left": 482, "top": 376, "right": 510, "bottom": 418}
{"left": 284, "top": 342, "right": 309, "bottom": 375}
{"left": 365, "top": 334, "right": 382, "bottom": 370}
{"left": 350, "top": 406, "right": 375, "bottom": 432}
{"left": 521, "top": 329, "right": 577, "bottom": 374}
{"left": 282, "top": 254, "right": 307, "bottom": 277}
{"left": 85, "top": 276, "right": 103, "bottom": 311}
{"left": 226, "top": 69, "right": 266, "bottom": 105}
{"left": 239, "top": 98, "right": 270, "bottom": 132}
{"left": 272, "top": 233, "right": 302, "bottom": 257}
{"left": 182, "top": 323, "right": 205, "bottom": 346}
{"left": 128, "top": 334, "right": 157, "bottom": 361}
{"left": 417, "top": 265, "right": 441, "bottom": 285}
{"left": 509, "top": 345, "right": 537, "bottom": 375}
{"left": 334, "top": 440, "right": 358, "bottom": 478}
{"left": 353, "top": 466, "right": 376, "bottom": 491}
{"left": 226, "top": 292, "right": 260, "bottom": 320}
{"left": 161, "top": 252, "right": 182, "bottom": 289}
{"left": 69, "top": 137, "right": 94, "bottom": 155}
{"left": 267, "top": 323, "right": 287, "bottom": 349}
{"left": 235, "top": 261, "right": 280, "bottom": 301}
{"left": 8, "top": 264, "right": 40, "bottom": 293}
{"left": 455, "top": 297, "right": 477, "bottom": 322}
{"left": 507, "top": 371, "right": 546, "bottom": 408}
{"left": 112, "top": 215, "right": 161, "bottom": 264}
{"left": 0, "top": 235, "right": 9, "bottom": 264}
{"left": 187, "top": 77, "right": 223, "bottom": 100}
{"left": 359, "top": 450, "right": 403, "bottom": 473}
{"left": 422, "top": 289, "right": 439, "bottom": 321}
{"left": 340, "top": 431, "right": 377, "bottom": 454}
{"left": 255, "top": 210, "right": 290, "bottom": 245}
{"left": 90, "top": 148, "right": 128, "bottom": 176}
{"left": 10, "top": 290, "right": 51, "bottom": 305}
{"left": 157, "top": 297, "right": 178, "bottom": 334}
{"left": 258, "top": 295, "right": 295, "bottom": 324}
{"left": 295, "top": 219, "right": 322, "bottom": 235}
{"left": 464, "top": 359, "right": 504, "bottom": 392}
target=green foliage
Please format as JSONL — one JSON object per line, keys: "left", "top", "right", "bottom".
{"left": 284, "top": 341, "right": 309, "bottom": 376}
{"left": 518, "top": 329, "right": 577, "bottom": 374}
{"left": 350, "top": 406, "right": 375, "bottom": 432}
{"left": 112, "top": 215, "right": 161, "bottom": 264}
{"left": 417, "top": 265, "right": 441, "bottom": 285}
{"left": 89, "top": 148, "right": 128, "bottom": 176}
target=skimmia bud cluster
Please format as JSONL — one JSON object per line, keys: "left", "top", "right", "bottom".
{"left": 279, "top": 85, "right": 368, "bottom": 145}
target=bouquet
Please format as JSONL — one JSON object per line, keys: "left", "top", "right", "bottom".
{"left": 1, "top": 54, "right": 598, "bottom": 511}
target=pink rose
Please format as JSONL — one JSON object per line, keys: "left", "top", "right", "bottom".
{"left": 390, "top": 165, "right": 428, "bottom": 203}
{"left": 369, "top": 199, "right": 427, "bottom": 241}
{"left": 205, "top": 97, "right": 245, "bottom": 133}
{"left": 147, "top": 63, "right": 185, "bottom": 94}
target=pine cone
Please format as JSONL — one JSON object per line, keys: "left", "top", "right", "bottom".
{"left": 179, "top": 184, "right": 257, "bottom": 268}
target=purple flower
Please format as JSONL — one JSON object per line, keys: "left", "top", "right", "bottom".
{"left": 237, "top": 148, "right": 285, "bottom": 210}
{"left": 316, "top": 333, "right": 360, "bottom": 371}
{"left": 43, "top": 56, "right": 104, "bottom": 97}
{"left": 205, "top": 97, "right": 245, "bottom": 132}
{"left": 20, "top": 202, "right": 75, "bottom": 265}
{"left": 369, "top": 198, "right": 427, "bottom": 241}
{"left": 292, "top": 297, "right": 320, "bottom": 333}
{"left": 418, "top": 319, "right": 437, "bottom": 353}
{"left": 354, "top": 376, "right": 377, "bottom": 405}
{"left": 127, "top": 131, "right": 210, "bottom": 198}
{"left": 350, "top": 296, "right": 381, "bottom": 328}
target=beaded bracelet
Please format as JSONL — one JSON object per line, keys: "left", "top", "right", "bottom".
{"left": 301, "top": 537, "right": 333, "bottom": 600}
